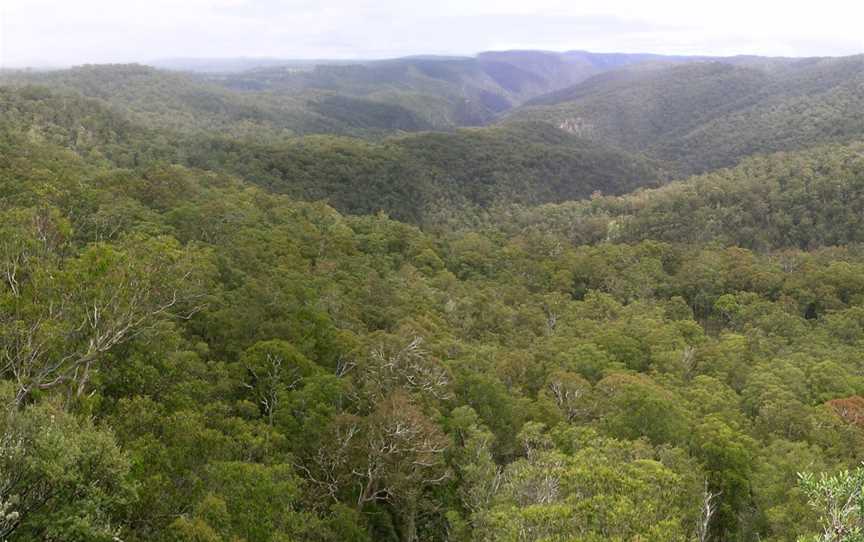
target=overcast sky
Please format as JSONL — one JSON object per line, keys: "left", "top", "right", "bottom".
{"left": 2, "top": 0, "right": 863, "bottom": 67}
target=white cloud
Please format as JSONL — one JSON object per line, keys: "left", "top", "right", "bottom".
{"left": 1, "top": 0, "right": 862, "bottom": 67}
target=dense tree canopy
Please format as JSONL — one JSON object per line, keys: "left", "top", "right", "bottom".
{"left": 510, "top": 56, "right": 864, "bottom": 175}
{"left": 4, "top": 52, "right": 864, "bottom": 541}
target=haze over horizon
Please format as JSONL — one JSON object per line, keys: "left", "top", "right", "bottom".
{"left": 2, "top": 0, "right": 864, "bottom": 68}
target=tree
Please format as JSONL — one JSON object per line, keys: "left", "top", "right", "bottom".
{"left": 351, "top": 393, "right": 450, "bottom": 542}
{"left": 798, "top": 465, "right": 864, "bottom": 542}
{"left": 446, "top": 406, "right": 500, "bottom": 534}
{"left": 0, "top": 384, "right": 132, "bottom": 540}
{"left": 696, "top": 480, "right": 721, "bottom": 542}
{"left": 170, "top": 462, "right": 316, "bottom": 542}
{"left": 240, "top": 339, "right": 319, "bottom": 425}
{"left": 538, "top": 370, "right": 593, "bottom": 423}
{"left": 691, "top": 415, "right": 756, "bottom": 539}
{"left": 353, "top": 334, "right": 452, "bottom": 407}
{"left": 595, "top": 372, "right": 690, "bottom": 445}
{"left": 826, "top": 397, "right": 864, "bottom": 430}
{"left": 474, "top": 432, "right": 696, "bottom": 542}
{"left": 1, "top": 233, "right": 211, "bottom": 406}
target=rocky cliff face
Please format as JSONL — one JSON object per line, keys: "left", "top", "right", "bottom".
{"left": 557, "top": 117, "right": 595, "bottom": 137}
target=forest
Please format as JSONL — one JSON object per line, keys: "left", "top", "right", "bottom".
{"left": 3, "top": 49, "right": 864, "bottom": 541}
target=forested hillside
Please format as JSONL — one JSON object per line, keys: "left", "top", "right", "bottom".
{"left": 510, "top": 55, "right": 864, "bottom": 174}
{"left": 1, "top": 51, "right": 701, "bottom": 136}
{"left": 0, "top": 64, "right": 437, "bottom": 138}
{"left": 195, "top": 50, "right": 700, "bottom": 127}
{"left": 484, "top": 142, "right": 864, "bottom": 251}
{"left": 0, "top": 85, "right": 664, "bottom": 223}
{"left": 4, "top": 50, "right": 864, "bottom": 542}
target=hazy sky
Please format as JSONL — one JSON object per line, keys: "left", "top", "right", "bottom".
{"left": 2, "top": 0, "right": 863, "bottom": 67}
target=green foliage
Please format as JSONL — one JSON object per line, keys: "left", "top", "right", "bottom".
{"left": 798, "top": 465, "right": 864, "bottom": 541}
{"left": 488, "top": 141, "right": 864, "bottom": 251}
{"left": 0, "top": 84, "right": 665, "bottom": 224}
{"left": 170, "top": 462, "right": 312, "bottom": 542}
{"left": 473, "top": 429, "right": 698, "bottom": 541}
{"left": 0, "top": 384, "right": 132, "bottom": 541}
{"left": 1, "top": 51, "right": 695, "bottom": 140}
{"left": 511, "top": 56, "right": 864, "bottom": 175}
{"left": 5, "top": 52, "right": 864, "bottom": 542}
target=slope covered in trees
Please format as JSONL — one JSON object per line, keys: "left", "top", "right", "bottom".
{"left": 484, "top": 141, "right": 864, "bottom": 251}
{"left": 0, "top": 85, "right": 664, "bottom": 223}
{"left": 4, "top": 50, "right": 864, "bottom": 542}
{"left": 1, "top": 51, "right": 702, "bottom": 138}
{"left": 0, "top": 64, "right": 438, "bottom": 138}
{"left": 197, "top": 50, "right": 701, "bottom": 128}
{"left": 510, "top": 55, "right": 864, "bottom": 174}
